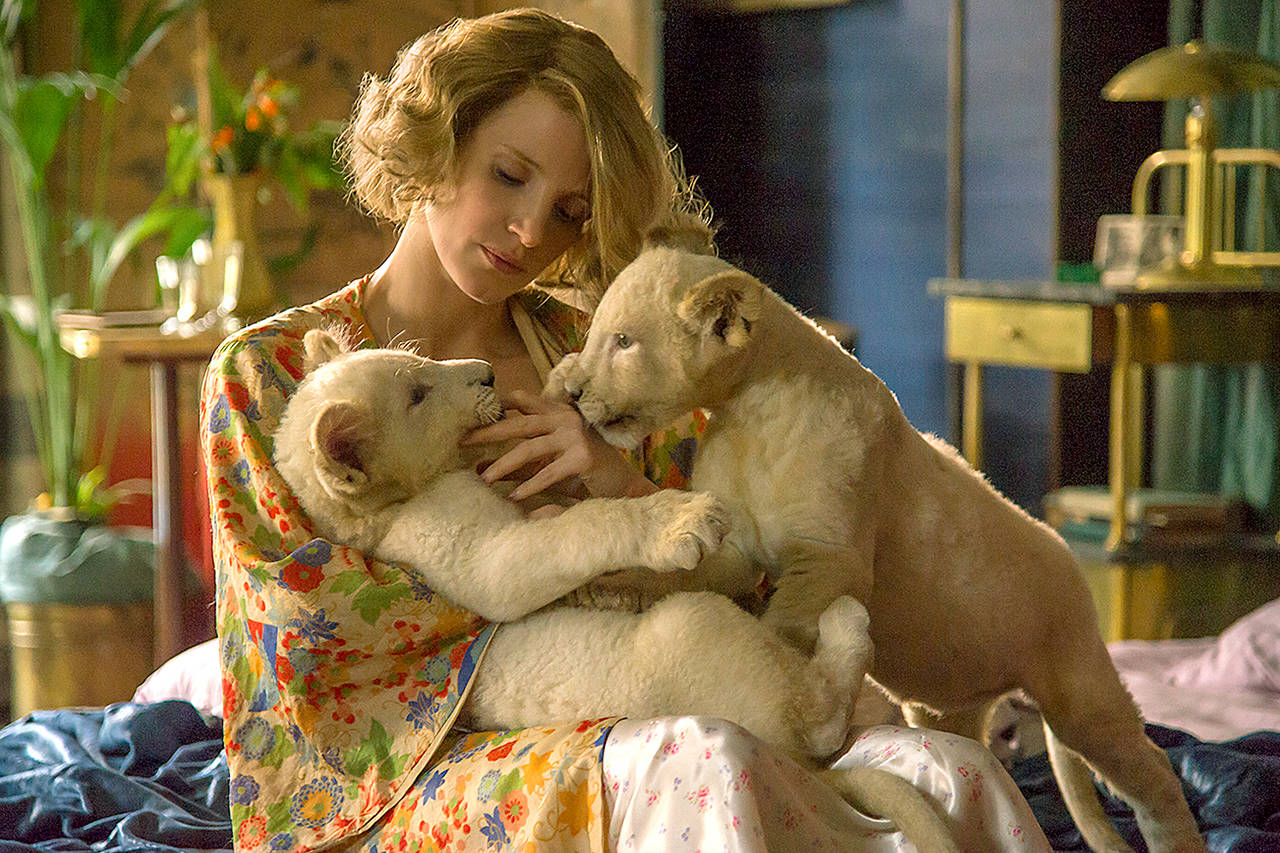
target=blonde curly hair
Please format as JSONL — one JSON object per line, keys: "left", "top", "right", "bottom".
{"left": 339, "top": 7, "right": 711, "bottom": 303}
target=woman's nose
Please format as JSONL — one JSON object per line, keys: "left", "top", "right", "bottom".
{"left": 509, "top": 208, "right": 547, "bottom": 248}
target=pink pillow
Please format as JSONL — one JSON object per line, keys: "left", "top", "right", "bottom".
{"left": 1167, "top": 599, "right": 1280, "bottom": 693}
{"left": 132, "top": 638, "right": 223, "bottom": 718}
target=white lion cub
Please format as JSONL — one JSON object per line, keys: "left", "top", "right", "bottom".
{"left": 273, "top": 329, "right": 857, "bottom": 758}
{"left": 550, "top": 236, "right": 1206, "bottom": 853}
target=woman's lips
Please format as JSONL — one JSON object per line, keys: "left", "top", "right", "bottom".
{"left": 483, "top": 246, "right": 524, "bottom": 275}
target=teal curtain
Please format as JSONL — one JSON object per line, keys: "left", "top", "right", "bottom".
{"left": 1152, "top": 0, "right": 1280, "bottom": 528}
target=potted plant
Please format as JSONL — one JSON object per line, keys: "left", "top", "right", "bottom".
{"left": 173, "top": 50, "right": 345, "bottom": 320}
{"left": 0, "top": 0, "right": 205, "bottom": 716}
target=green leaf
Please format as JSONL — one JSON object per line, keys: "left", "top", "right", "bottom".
{"left": 92, "top": 204, "right": 205, "bottom": 305}
{"left": 344, "top": 719, "right": 397, "bottom": 779}
{"left": 75, "top": 0, "right": 123, "bottom": 77}
{"left": 119, "top": 0, "right": 204, "bottom": 80}
{"left": 74, "top": 465, "right": 107, "bottom": 512}
{"left": 2, "top": 0, "right": 34, "bottom": 44}
{"left": 205, "top": 46, "right": 242, "bottom": 129}
{"left": 161, "top": 206, "right": 212, "bottom": 257}
{"left": 352, "top": 581, "right": 412, "bottom": 626}
{"left": 75, "top": 0, "right": 203, "bottom": 82}
{"left": 70, "top": 215, "right": 114, "bottom": 289}
{"left": 11, "top": 79, "right": 75, "bottom": 190}
{"left": 2, "top": 72, "right": 116, "bottom": 190}
{"left": 0, "top": 293, "right": 40, "bottom": 345}
{"left": 329, "top": 570, "right": 367, "bottom": 597}
{"left": 273, "top": 145, "right": 308, "bottom": 213}
{"left": 267, "top": 221, "right": 318, "bottom": 277}
{"left": 165, "top": 121, "right": 205, "bottom": 197}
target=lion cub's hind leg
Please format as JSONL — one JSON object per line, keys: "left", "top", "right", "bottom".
{"left": 625, "top": 592, "right": 869, "bottom": 762}
{"left": 801, "top": 596, "right": 874, "bottom": 757}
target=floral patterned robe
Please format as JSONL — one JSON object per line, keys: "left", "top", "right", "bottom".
{"left": 201, "top": 279, "right": 702, "bottom": 853}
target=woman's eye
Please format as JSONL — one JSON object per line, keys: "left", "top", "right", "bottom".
{"left": 409, "top": 384, "right": 428, "bottom": 406}
{"left": 554, "top": 204, "right": 587, "bottom": 225}
{"left": 614, "top": 333, "right": 633, "bottom": 350}
{"left": 494, "top": 167, "right": 522, "bottom": 186}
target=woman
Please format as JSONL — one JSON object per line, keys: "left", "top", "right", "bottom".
{"left": 201, "top": 8, "right": 1051, "bottom": 851}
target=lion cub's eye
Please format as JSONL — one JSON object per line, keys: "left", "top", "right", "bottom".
{"left": 614, "top": 333, "right": 633, "bottom": 350}
{"left": 409, "top": 384, "right": 429, "bottom": 406}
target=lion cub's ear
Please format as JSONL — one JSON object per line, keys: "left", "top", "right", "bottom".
{"left": 677, "top": 270, "right": 762, "bottom": 349}
{"left": 311, "top": 400, "right": 377, "bottom": 499}
{"left": 642, "top": 219, "right": 716, "bottom": 256}
{"left": 303, "top": 329, "right": 347, "bottom": 372}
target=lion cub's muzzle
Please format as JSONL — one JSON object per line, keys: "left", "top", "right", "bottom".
{"left": 470, "top": 367, "right": 503, "bottom": 426}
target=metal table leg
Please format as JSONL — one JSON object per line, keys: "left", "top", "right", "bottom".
{"left": 149, "top": 361, "right": 184, "bottom": 666}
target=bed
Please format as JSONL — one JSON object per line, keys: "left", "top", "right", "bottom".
{"left": 1009, "top": 598, "right": 1280, "bottom": 852}
{"left": 2, "top": 601, "right": 1279, "bottom": 852}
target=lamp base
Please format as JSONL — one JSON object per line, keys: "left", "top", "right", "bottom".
{"left": 1135, "top": 259, "right": 1263, "bottom": 290}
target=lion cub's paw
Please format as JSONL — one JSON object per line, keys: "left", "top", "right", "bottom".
{"left": 820, "top": 596, "right": 870, "bottom": 637}
{"left": 559, "top": 582, "right": 652, "bottom": 613}
{"left": 544, "top": 352, "right": 579, "bottom": 402}
{"left": 643, "top": 490, "right": 730, "bottom": 572}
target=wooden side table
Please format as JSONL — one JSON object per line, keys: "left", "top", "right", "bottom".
{"left": 929, "top": 279, "right": 1280, "bottom": 638}
{"left": 58, "top": 322, "right": 226, "bottom": 665}
{"left": 929, "top": 278, "right": 1280, "bottom": 547}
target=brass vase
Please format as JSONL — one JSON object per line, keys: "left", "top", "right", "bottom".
{"left": 202, "top": 172, "right": 278, "bottom": 322}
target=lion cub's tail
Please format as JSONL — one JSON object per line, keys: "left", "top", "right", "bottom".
{"left": 818, "top": 767, "right": 961, "bottom": 853}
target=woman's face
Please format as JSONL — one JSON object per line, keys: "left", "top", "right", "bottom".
{"left": 425, "top": 87, "right": 592, "bottom": 304}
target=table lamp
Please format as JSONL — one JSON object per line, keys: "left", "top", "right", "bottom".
{"left": 1103, "top": 41, "right": 1280, "bottom": 288}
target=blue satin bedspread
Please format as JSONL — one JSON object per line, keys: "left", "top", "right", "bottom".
{"left": 1010, "top": 724, "right": 1280, "bottom": 853}
{"left": 0, "top": 703, "right": 1277, "bottom": 852}
{"left": 0, "top": 701, "right": 231, "bottom": 852}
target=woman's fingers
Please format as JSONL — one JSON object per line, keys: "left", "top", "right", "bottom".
{"left": 504, "top": 454, "right": 581, "bottom": 502}
{"left": 461, "top": 392, "right": 574, "bottom": 446}
{"left": 480, "top": 432, "right": 581, "bottom": 487}
{"left": 503, "top": 388, "right": 553, "bottom": 412}
{"left": 465, "top": 389, "right": 651, "bottom": 500}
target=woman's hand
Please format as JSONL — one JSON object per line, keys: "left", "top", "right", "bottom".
{"left": 461, "top": 389, "right": 657, "bottom": 502}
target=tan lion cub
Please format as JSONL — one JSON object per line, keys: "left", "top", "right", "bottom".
{"left": 549, "top": 237, "right": 1206, "bottom": 853}
{"left": 271, "top": 329, "right": 958, "bottom": 851}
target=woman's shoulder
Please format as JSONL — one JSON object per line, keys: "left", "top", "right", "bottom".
{"left": 517, "top": 285, "right": 590, "bottom": 353}
{"left": 210, "top": 279, "right": 373, "bottom": 370}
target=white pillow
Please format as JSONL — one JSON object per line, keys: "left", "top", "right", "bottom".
{"left": 1166, "top": 598, "right": 1280, "bottom": 693}
{"left": 132, "top": 638, "right": 223, "bottom": 718}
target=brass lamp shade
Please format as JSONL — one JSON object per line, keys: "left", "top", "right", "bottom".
{"left": 1103, "top": 41, "right": 1280, "bottom": 102}
{"left": 1101, "top": 41, "right": 1280, "bottom": 288}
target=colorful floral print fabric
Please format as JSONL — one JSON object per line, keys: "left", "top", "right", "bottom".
{"left": 201, "top": 280, "right": 694, "bottom": 853}
{"left": 356, "top": 722, "right": 614, "bottom": 853}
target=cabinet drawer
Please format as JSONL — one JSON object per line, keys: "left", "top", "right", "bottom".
{"left": 945, "top": 297, "right": 1094, "bottom": 371}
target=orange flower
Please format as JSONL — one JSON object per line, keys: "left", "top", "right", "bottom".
{"left": 251, "top": 75, "right": 278, "bottom": 96}
{"left": 499, "top": 791, "right": 528, "bottom": 829}
{"left": 523, "top": 750, "right": 551, "bottom": 795}
{"left": 257, "top": 94, "right": 279, "bottom": 118}
{"left": 211, "top": 125, "right": 233, "bottom": 153}
{"left": 486, "top": 741, "right": 515, "bottom": 761}
{"left": 245, "top": 105, "right": 262, "bottom": 132}
{"left": 208, "top": 435, "right": 235, "bottom": 465}
{"left": 556, "top": 781, "right": 595, "bottom": 836}
{"left": 238, "top": 815, "right": 267, "bottom": 848}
